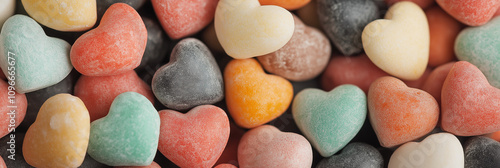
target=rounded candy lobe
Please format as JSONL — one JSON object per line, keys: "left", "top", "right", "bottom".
{"left": 437, "top": 0, "right": 500, "bottom": 26}
{"left": 426, "top": 6, "right": 461, "bottom": 67}
{"left": 0, "top": 0, "right": 15, "bottom": 28}
{"left": 316, "top": 142, "right": 384, "bottom": 168}
{"left": 0, "top": 79, "right": 26, "bottom": 138}
{"left": 259, "top": 0, "right": 311, "bottom": 10}
{"left": 464, "top": 137, "right": 500, "bottom": 168}
{"left": 421, "top": 62, "right": 455, "bottom": 104}
{"left": 385, "top": 0, "right": 434, "bottom": 9}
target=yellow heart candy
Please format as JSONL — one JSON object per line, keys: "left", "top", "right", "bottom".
{"left": 362, "top": 1, "right": 429, "bottom": 80}
{"left": 215, "top": 0, "right": 294, "bottom": 59}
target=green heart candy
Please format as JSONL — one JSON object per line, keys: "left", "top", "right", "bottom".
{"left": 88, "top": 92, "right": 160, "bottom": 166}
{"left": 456, "top": 17, "right": 500, "bottom": 88}
{"left": 292, "top": 84, "right": 367, "bottom": 157}
{"left": 0, "top": 14, "right": 72, "bottom": 93}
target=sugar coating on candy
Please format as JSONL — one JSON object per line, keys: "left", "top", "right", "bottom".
{"left": 214, "top": 0, "right": 295, "bottom": 59}
{"left": 152, "top": 38, "right": 224, "bottom": 111}
{"left": 385, "top": 0, "right": 434, "bottom": 9}
{"left": 257, "top": 15, "right": 331, "bottom": 82}
{"left": 464, "top": 137, "right": 500, "bottom": 168}
{"left": 97, "top": 0, "right": 146, "bottom": 18}
{"left": 316, "top": 142, "right": 383, "bottom": 168}
{"left": 441, "top": 61, "right": 500, "bottom": 136}
{"left": 23, "top": 94, "right": 90, "bottom": 168}
{"left": 0, "top": 15, "right": 73, "bottom": 93}
{"left": 70, "top": 3, "right": 147, "bottom": 76}
{"left": 158, "top": 105, "right": 230, "bottom": 168}
{"left": 318, "top": 0, "right": 379, "bottom": 56}
{"left": 259, "top": 0, "right": 311, "bottom": 10}
{"left": 88, "top": 92, "right": 159, "bottom": 166}
{"left": 152, "top": 0, "right": 218, "bottom": 39}
{"left": 421, "top": 62, "right": 454, "bottom": 103}
{"left": 368, "top": 76, "right": 439, "bottom": 148}
{"left": 426, "top": 6, "right": 461, "bottom": 67}
{"left": 292, "top": 85, "right": 366, "bottom": 157}
{"left": 388, "top": 133, "right": 464, "bottom": 168}
{"left": 437, "top": 0, "right": 500, "bottom": 26}
{"left": 75, "top": 70, "right": 155, "bottom": 122}
{"left": 0, "top": 80, "right": 26, "bottom": 138}
{"left": 362, "top": 1, "right": 429, "bottom": 80}
{"left": 0, "top": 0, "right": 15, "bottom": 28}
{"left": 224, "top": 58, "right": 293, "bottom": 129}
{"left": 238, "top": 125, "right": 313, "bottom": 168}
{"left": 455, "top": 17, "right": 500, "bottom": 88}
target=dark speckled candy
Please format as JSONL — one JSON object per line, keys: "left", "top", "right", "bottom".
{"left": 317, "top": 0, "right": 379, "bottom": 55}
{"left": 316, "top": 142, "right": 383, "bottom": 168}
{"left": 464, "top": 137, "right": 500, "bottom": 168}
{"left": 152, "top": 38, "right": 224, "bottom": 111}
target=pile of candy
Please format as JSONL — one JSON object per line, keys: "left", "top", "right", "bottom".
{"left": 1, "top": 0, "right": 500, "bottom": 167}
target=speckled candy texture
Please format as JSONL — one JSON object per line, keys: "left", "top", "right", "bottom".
{"left": 316, "top": 142, "right": 383, "bottom": 168}
{"left": 0, "top": 15, "right": 73, "bottom": 93}
{"left": 464, "top": 137, "right": 500, "bottom": 168}
{"left": 158, "top": 105, "right": 230, "bottom": 168}
{"left": 23, "top": 94, "right": 90, "bottom": 168}
{"left": 292, "top": 85, "right": 366, "bottom": 157}
{"left": 0, "top": 79, "right": 26, "bottom": 138}
{"left": 152, "top": 38, "right": 223, "bottom": 111}
{"left": 455, "top": 17, "right": 500, "bottom": 88}
{"left": 437, "top": 0, "right": 500, "bottom": 26}
{"left": 88, "top": 92, "right": 159, "bottom": 166}
{"left": 317, "top": 0, "right": 379, "bottom": 55}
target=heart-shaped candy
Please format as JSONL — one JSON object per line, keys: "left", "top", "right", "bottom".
{"left": 158, "top": 105, "right": 230, "bottom": 168}
{"left": 0, "top": 80, "right": 26, "bottom": 138}
{"left": 464, "top": 137, "right": 500, "bottom": 168}
{"left": 0, "top": 15, "right": 73, "bottom": 93}
{"left": 224, "top": 58, "right": 293, "bottom": 129}
{"left": 388, "top": 133, "right": 464, "bottom": 168}
{"left": 441, "top": 61, "right": 500, "bottom": 136}
{"left": 87, "top": 92, "right": 159, "bottom": 166}
{"left": 316, "top": 142, "right": 383, "bottom": 168}
{"left": 238, "top": 125, "right": 313, "bottom": 167}
{"left": 214, "top": 0, "right": 294, "bottom": 59}
{"left": 23, "top": 94, "right": 90, "bottom": 168}
{"left": 71, "top": 3, "right": 147, "bottom": 76}
{"left": 21, "top": 0, "right": 97, "bottom": 31}
{"left": 259, "top": 0, "right": 310, "bottom": 10}
{"left": 455, "top": 17, "right": 500, "bottom": 88}
{"left": 362, "top": 1, "right": 429, "bottom": 80}
{"left": 386, "top": 0, "right": 434, "bottom": 9}
{"left": 292, "top": 84, "right": 367, "bottom": 157}
{"left": 152, "top": 0, "right": 218, "bottom": 39}
{"left": 368, "top": 76, "right": 439, "bottom": 148}
{"left": 152, "top": 38, "right": 224, "bottom": 111}
{"left": 436, "top": 0, "right": 500, "bottom": 26}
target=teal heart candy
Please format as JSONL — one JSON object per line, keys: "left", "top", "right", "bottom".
{"left": 0, "top": 15, "right": 72, "bottom": 93}
{"left": 292, "top": 84, "right": 367, "bottom": 157}
{"left": 88, "top": 92, "right": 160, "bottom": 166}
{"left": 455, "top": 17, "right": 500, "bottom": 88}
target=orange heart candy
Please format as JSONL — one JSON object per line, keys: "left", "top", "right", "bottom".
{"left": 224, "top": 58, "right": 293, "bottom": 129}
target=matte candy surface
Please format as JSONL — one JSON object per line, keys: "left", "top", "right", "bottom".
{"left": 224, "top": 59, "right": 293, "bottom": 129}
{"left": 88, "top": 92, "right": 159, "bottom": 166}
{"left": 426, "top": 6, "right": 461, "bottom": 67}
{"left": 368, "top": 76, "right": 439, "bottom": 148}
{"left": 152, "top": 0, "right": 218, "bottom": 40}
{"left": 388, "top": 133, "right": 464, "bottom": 168}
{"left": 214, "top": 0, "right": 294, "bottom": 59}
{"left": 455, "top": 17, "right": 500, "bottom": 88}
{"left": 316, "top": 142, "right": 383, "bottom": 168}
{"left": 257, "top": 16, "right": 331, "bottom": 82}
{"left": 152, "top": 38, "right": 224, "bottom": 111}
{"left": 293, "top": 85, "right": 366, "bottom": 157}
{"left": 0, "top": 15, "right": 73, "bottom": 93}
{"left": 464, "top": 137, "right": 500, "bottom": 168}
{"left": 23, "top": 94, "right": 90, "bottom": 168}
{"left": 362, "top": 1, "right": 429, "bottom": 80}
{"left": 259, "top": 0, "right": 311, "bottom": 10}
{"left": 441, "top": 61, "right": 500, "bottom": 136}
{"left": 21, "top": 0, "right": 96, "bottom": 31}
{"left": 238, "top": 125, "right": 313, "bottom": 168}
{"left": 0, "top": 0, "right": 15, "bottom": 28}
{"left": 71, "top": 3, "right": 147, "bottom": 76}
{"left": 421, "top": 62, "right": 455, "bottom": 103}
{"left": 0, "top": 79, "right": 26, "bottom": 138}
{"left": 437, "top": 0, "right": 500, "bottom": 26}
{"left": 385, "top": 0, "right": 434, "bottom": 9}
{"left": 158, "top": 105, "right": 230, "bottom": 168}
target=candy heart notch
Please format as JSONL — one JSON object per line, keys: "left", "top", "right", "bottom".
{"left": 23, "top": 94, "right": 90, "bottom": 168}
{"left": 152, "top": 38, "right": 224, "bottom": 111}
{"left": 0, "top": 15, "right": 73, "bottom": 93}
{"left": 292, "top": 85, "right": 367, "bottom": 157}
{"left": 316, "top": 142, "right": 384, "bottom": 168}
{"left": 238, "top": 125, "right": 313, "bottom": 167}
{"left": 441, "top": 61, "right": 500, "bottom": 136}
{"left": 224, "top": 59, "right": 293, "bottom": 129}
{"left": 88, "top": 92, "right": 159, "bottom": 166}
{"left": 158, "top": 105, "right": 230, "bottom": 168}
{"left": 368, "top": 76, "right": 439, "bottom": 148}
{"left": 71, "top": 3, "right": 147, "bottom": 76}
{"left": 436, "top": 0, "right": 500, "bottom": 26}
{"left": 215, "top": 0, "right": 294, "bottom": 59}
{"left": 152, "top": 0, "right": 218, "bottom": 39}
{"left": 362, "top": 1, "right": 429, "bottom": 80}
{"left": 388, "top": 133, "right": 464, "bottom": 168}
{"left": 21, "top": 0, "right": 97, "bottom": 31}
{"left": 455, "top": 17, "right": 500, "bottom": 88}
